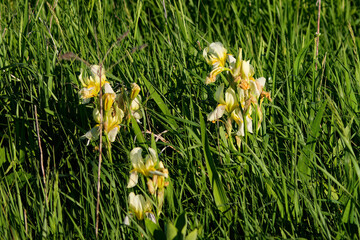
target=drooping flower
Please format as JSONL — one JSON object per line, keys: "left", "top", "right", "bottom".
{"left": 203, "top": 42, "right": 230, "bottom": 84}
{"left": 203, "top": 42, "right": 228, "bottom": 67}
{"left": 123, "top": 192, "right": 156, "bottom": 225}
{"left": 78, "top": 65, "right": 107, "bottom": 103}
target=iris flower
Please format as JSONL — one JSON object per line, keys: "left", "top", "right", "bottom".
{"left": 79, "top": 65, "right": 107, "bottom": 103}
{"left": 127, "top": 147, "right": 167, "bottom": 188}
{"left": 123, "top": 192, "right": 156, "bottom": 225}
{"left": 203, "top": 42, "right": 231, "bottom": 84}
{"left": 207, "top": 83, "right": 238, "bottom": 122}
{"left": 81, "top": 102, "right": 124, "bottom": 145}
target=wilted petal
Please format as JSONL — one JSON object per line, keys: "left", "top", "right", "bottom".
{"left": 146, "top": 213, "right": 156, "bottom": 224}
{"left": 131, "top": 83, "right": 141, "bottom": 100}
{"left": 246, "top": 114, "right": 253, "bottom": 133}
{"left": 80, "top": 126, "right": 100, "bottom": 145}
{"left": 127, "top": 171, "right": 139, "bottom": 188}
{"left": 207, "top": 104, "right": 226, "bottom": 122}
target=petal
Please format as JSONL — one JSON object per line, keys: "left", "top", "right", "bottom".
{"left": 146, "top": 213, "right": 156, "bottom": 224}
{"left": 90, "top": 65, "right": 105, "bottom": 79}
{"left": 127, "top": 172, "right": 139, "bottom": 188}
{"left": 93, "top": 108, "right": 101, "bottom": 123}
{"left": 227, "top": 54, "right": 236, "bottom": 70}
{"left": 129, "top": 193, "right": 144, "bottom": 220}
{"left": 207, "top": 104, "right": 226, "bottom": 122}
{"left": 250, "top": 80, "right": 261, "bottom": 98}
{"left": 148, "top": 148, "right": 158, "bottom": 162}
{"left": 246, "top": 114, "right": 253, "bottom": 133}
{"left": 103, "top": 82, "right": 114, "bottom": 94}
{"left": 241, "top": 60, "right": 251, "bottom": 78}
{"left": 225, "top": 87, "right": 237, "bottom": 112}
{"left": 123, "top": 215, "right": 131, "bottom": 226}
{"left": 231, "top": 108, "right": 244, "bottom": 125}
{"left": 130, "top": 83, "right": 141, "bottom": 100}
{"left": 132, "top": 110, "right": 142, "bottom": 120}
{"left": 80, "top": 126, "right": 100, "bottom": 143}
{"left": 237, "top": 87, "right": 246, "bottom": 108}
{"left": 130, "top": 97, "right": 141, "bottom": 111}
{"left": 130, "top": 147, "right": 144, "bottom": 169}
{"left": 107, "top": 126, "right": 119, "bottom": 142}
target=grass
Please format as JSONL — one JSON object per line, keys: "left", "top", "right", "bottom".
{"left": 1, "top": 0, "right": 360, "bottom": 239}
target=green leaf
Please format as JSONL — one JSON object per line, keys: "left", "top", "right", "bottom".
{"left": 145, "top": 219, "right": 166, "bottom": 240}
{"left": 185, "top": 229, "right": 198, "bottom": 240}
{"left": 131, "top": 116, "right": 147, "bottom": 149}
{"left": 199, "top": 109, "right": 229, "bottom": 218}
{"left": 293, "top": 38, "right": 313, "bottom": 77}
{"left": 297, "top": 100, "right": 327, "bottom": 180}
{"left": 166, "top": 222, "right": 178, "bottom": 240}
{"left": 141, "top": 74, "right": 178, "bottom": 130}
{"left": 175, "top": 212, "right": 187, "bottom": 237}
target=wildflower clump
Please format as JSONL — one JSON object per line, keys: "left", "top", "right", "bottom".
{"left": 125, "top": 147, "right": 170, "bottom": 224}
{"left": 203, "top": 42, "right": 271, "bottom": 146}
{"left": 78, "top": 65, "right": 143, "bottom": 145}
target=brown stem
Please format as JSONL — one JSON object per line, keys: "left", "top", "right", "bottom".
{"left": 95, "top": 64, "right": 104, "bottom": 238}
{"left": 315, "top": 0, "right": 321, "bottom": 70}
{"left": 34, "top": 105, "right": 48, "bottom": 204}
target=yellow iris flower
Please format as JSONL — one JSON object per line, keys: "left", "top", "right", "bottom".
{"left": 79, "top": 65, "right": 107, "bottom": 103}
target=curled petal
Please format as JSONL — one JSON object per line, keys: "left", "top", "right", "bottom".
{"left": 205, "top": 66, "right": 226, "bottom": 85}
{"left": 131, "top": 83, "right": 141, "bottom": 100}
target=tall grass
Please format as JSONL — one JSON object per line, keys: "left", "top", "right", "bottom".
{"left": 0, "top": 0, "right": 359, "bottom": 238}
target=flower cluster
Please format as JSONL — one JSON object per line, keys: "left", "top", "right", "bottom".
{"left": 125, "top": 147, "right": 170, "bottom": 225}
{"left": 203, "top": 42, "right": 271, "bottom": 138}
{"left": 78, "top": 65, "right": 143, "bottom": 145}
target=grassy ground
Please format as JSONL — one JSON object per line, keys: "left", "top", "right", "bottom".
{"left": 1, "top": 0, "right": 360, "bottom": 239}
